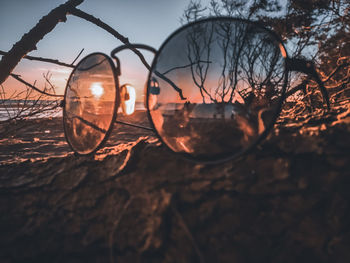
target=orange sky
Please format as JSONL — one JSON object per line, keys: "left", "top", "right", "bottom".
{"left": 1, "top": 0, "right": 212, "bottom": 101}
{"left": 2, "top": 57, "right": 150, "bottom": 101}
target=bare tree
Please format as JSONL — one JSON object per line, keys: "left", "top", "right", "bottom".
{"left": 179, "top": 0, "right": 350, "bottom": 120}
{"left": 186, "top": 21, "right": 216, "bottom": 103}
{"left": 159, "top": 18, "right": 284, "bottom": 107}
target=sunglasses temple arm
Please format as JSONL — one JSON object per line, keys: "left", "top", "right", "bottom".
{"left": 111, "top": 43, "right": 187, "bottom": 101}
{"left": 287, "top": 58, "right": 330, "bottom": 110}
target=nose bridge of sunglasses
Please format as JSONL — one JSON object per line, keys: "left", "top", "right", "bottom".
{"left": 110, "top": 43, "right": 157, "bottom": 59}
{"left": 109, "top": 44, "right": 157, "bottom": 116}
{"left": 110, "top": 43, "right": 157, "bottom": 76}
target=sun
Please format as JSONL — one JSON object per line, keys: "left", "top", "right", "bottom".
{"left": 90, "top": 82, "right": 104, "bottom": 99}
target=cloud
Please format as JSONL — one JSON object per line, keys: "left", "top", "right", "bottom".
{"left": 38, "top": 67, "right": 72, "bottom": 74}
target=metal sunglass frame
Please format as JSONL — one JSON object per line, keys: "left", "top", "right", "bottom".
{"left": 63, "top": 17, "right": 331, "bottom": 163}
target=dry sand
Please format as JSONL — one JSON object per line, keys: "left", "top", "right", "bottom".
{"left": 0, "top": 110, "right": 155, "bottom": 164}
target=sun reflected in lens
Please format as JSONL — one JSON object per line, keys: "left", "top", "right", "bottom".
{"left": 64, "top": 54, "right": 117, "bottom": 155}
{"left": 90, "top": 82, "right": 104, "bottom": 99}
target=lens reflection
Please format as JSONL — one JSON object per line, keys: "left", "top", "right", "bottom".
{"left": 120, "top": 84, "right": 136, "bottom": 115}
{"left": 147, "top": 19, "right": 287, "bottom": 161}
{"left": 64, "top": 53, "right": 117, "bottom": 155}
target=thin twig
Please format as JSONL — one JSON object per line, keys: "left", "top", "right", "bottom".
{"left": 0, "top": 50, "right": 75, "bottom": 68}
{"left": 285, "top": 79, "right": 308, "bottom": 98}
{"left": 71, "top": 48, "right": 85, "bottom": 65}
{"left": 43, "top": 71, "right": 57, "bottom": 94}
{"left": 322, "top": 62, "right": 350, "bottom": 83}
{"left": 0, "top": 80, "right": 60, "bottom": 124}
{"left": 0, "top": 85, "right": 12, "bottom": 119}
{"left": 0, "top": 102, "right": 60, "bottom": 124}
{"left": 10, "top": 74, "right": 64, "bottom": 98}
{"left": 162, "top": 60, "right": 212, "bottom": 75}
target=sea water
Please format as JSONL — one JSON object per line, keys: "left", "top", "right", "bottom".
{"left": 0, "top": 101, "right": 146, "bottom": 121}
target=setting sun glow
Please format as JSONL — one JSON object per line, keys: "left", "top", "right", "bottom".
{"left": 90, "top": 82, "right": 104, "bottom": 99}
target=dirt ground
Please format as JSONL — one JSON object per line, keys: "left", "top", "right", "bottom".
{"left": 0, "top": 102, "right": 350, "bottom": 263}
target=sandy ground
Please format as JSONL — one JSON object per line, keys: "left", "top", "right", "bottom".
{"left": 0, "top": 110, "right": 155, "bottom": 164}
{"left": 0, "top": 101, "right": 350, "bottom": 262}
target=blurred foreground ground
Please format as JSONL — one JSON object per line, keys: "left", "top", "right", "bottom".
{"left": 0, "top": 102, "right": 350, "bottom": 263}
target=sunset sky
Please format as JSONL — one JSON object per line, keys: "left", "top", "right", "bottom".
{"left": 0, "top": 0, "right": 210, "bottom": 100}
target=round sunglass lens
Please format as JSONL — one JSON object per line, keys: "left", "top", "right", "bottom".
{"left": 63, "top": 53, "right": 117, "bottom": 155}
{"left": 147, "top": 18, "right": 288, "bottom": 162}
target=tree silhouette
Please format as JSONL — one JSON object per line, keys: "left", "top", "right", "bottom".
{"left": 182, "top": 0, "right": 350, "bottom": 109}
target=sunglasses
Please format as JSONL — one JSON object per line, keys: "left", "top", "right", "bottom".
{"left": 63, "top": 17, "right": 330, "bottom": 163}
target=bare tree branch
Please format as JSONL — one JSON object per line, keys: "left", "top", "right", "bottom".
{"left": 70, "top": 7, "right": 187, "bottom": 100}
{"left": 322, "top": 62, "right": 350, "bottom": 83}
{"left": 70, "top": 48, "right": 85, "bottom": 65}
{"left": 0, "top": 50, "right": 75, "bottom": 68}
{"left": 0, "top": 77, "right": 60, "bottom": 127}
{"left": 70, "top": 7, "right": 150, "bottom": 70}
{"left": 285, "top": 80, "right": 308, "bottom": 98}
{"left": 162, "top": 60, "right": 212, "bottom": 75}
{"left": 0, "top": 0, "right": 84, "bottom": 86}
{"left": 10, "top": 74, "right": 64, "bottom": 98}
